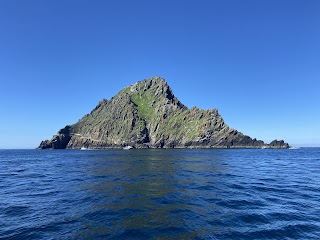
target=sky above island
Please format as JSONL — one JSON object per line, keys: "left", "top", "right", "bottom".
{"left": 0, "top": 0, "right": 319, "bottom": 148}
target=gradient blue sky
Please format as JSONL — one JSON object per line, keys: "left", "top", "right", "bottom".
{"left": 0, "top": 0, "right": 319, "bottom": 148}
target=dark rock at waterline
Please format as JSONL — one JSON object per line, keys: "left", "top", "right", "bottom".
{"left": 38, "top": 126, "right": 71, "bottom": 149}
{"left": 269, "top": 139, "right": 290, "bottom": 148}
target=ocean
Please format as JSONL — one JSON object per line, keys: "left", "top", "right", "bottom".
{"left": 0, "top": 148, "right": 319, "bottom": 239}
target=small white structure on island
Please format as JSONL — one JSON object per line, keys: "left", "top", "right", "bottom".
{"left": 123, "top": 146, "right": 134, "bottom": 150}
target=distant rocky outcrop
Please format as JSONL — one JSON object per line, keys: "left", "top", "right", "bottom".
{"left": 38, "top": 77, "right": 290, "bottom": 149}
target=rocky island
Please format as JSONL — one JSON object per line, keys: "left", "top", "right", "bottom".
{"left": 39, "top": 77, "right": 289, "bottom": 149}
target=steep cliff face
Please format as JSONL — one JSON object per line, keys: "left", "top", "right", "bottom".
{"left": 38, "top": 77, "right": 289, "bottom": 149}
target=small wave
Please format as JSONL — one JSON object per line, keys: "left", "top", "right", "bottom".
{"left": 246, "top": 222, "right": 320, "bottom": 239}
{"left": 216, "top": 199, "right": 265, "bottom": 209}
{"left": 238, "top": 212, "right": 270, "bottom": 224}
{"left": 3, "top": 205, "right": 31, "bottom": 217}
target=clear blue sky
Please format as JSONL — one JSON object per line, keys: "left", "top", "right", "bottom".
{"left": 0, "top": 0, "right": 319, "bottom": 148}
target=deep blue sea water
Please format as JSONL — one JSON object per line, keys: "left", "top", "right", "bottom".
{"left": 0, "top": 148, "right": 320, "bottom": 240}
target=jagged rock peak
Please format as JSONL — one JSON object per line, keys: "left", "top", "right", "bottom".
{"left": 123, "top": 76, "right": 185, "bottom": 109}
{"left": 129, "top": 76, "right": 168, "bottom": 89}
{"left": 127, "top": 76, "right": 171, "bottom": 96}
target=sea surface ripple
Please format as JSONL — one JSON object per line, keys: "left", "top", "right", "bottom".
{"left": 0, "top": 148, "right": 319, "bottom": 239}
